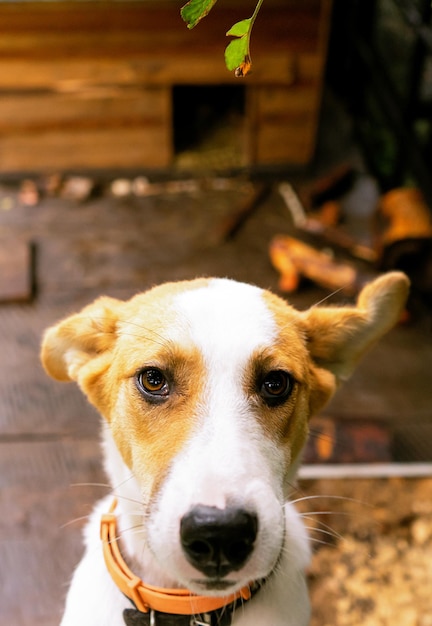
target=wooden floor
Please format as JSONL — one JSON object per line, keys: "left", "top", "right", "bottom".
{"left": 1, "top": 176, "right": 431, "bottom": 625}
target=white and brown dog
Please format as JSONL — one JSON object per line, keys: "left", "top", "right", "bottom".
{"left": 41, "top": 272, "right": 409, "bottom": 626}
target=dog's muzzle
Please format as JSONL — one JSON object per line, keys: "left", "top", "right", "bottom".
{"left": 101, "top": 500, "right": 262, "bottom": 626}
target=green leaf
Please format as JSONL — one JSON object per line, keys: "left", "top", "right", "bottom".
{"left": 224, "top": 37, "right": 249, "bottom": 71}
{"left": 226, "top": 18, "right": 251, "bottom": 37}
{"left": 180, "top": 0, "right": 218, "bottom": 29}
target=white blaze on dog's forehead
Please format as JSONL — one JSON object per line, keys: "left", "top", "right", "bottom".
{"left": 149, "top": 279, "right": 290, "bottom": 582}
{"left": 173, "top": 279, "right": 277, "bottom": 356}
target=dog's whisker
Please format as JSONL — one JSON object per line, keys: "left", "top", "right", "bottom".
{"left": 100, "top": 529, "right": 146, "bottom": 554}
{"left": 115, "top": 526, "right": 147, "bottom": 541}
{"left": 297, "top": 509, "right": 355, "bottom": 518}
{"left": 307, "top": 428, "right": 336, "bottom": 443}
{"left": 115, "top": 505, "right": 152, "bottom": 519}
{"left": 300, "top": 523, "right": 342, "bottom": 543}
{"left": 229, "top": 586, "right": 249, "bottom": 621}
{"left": 281, "top": 531, "right": 336, "bottom": 553}
{"left": 299, "top": 514, "right": 345, "bottom": 535}
{"left": 111, "top": 473, "right": 136, "bottom": 488}
{"left": 111, "top": 494, "right": 146, "bottom": 507}
{"left": 115, "top": 329, "right": 168, "bottom": 347}
{"left": 310, "top": 285, "right": 348, "bottom": 308}
{"left": 290, "top": 494, "right": 371, "bottom": 508}
{"left": 306, "top": 427, "right": 350, "bottom": 452}
{"left": 288, "top": 535, "right": 334, "bottom": 549}
{"left": 60, "top": 514, "right": 92, "bottom": 529}
{"left": 70, "top": 481, "right": 111, "bottom": 490}
{"left": 70, "top": 480, "right": 146, "bottom": 509}
{"left": 87, "top": 314, "right": 172, "bottom": 349}
{"left": 118, "top": 322, "right": 174, "bottom": 351}
{"left": 305, "top": 534, "right": 341, "bottom": 549}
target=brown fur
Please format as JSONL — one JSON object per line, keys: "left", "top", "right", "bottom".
{"left": 41, "top": 272, "right": 409, "bottom": 495}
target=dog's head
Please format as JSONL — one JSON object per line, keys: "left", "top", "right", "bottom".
{"left": 41, "top": 273, "right": 408, "bottom": 594}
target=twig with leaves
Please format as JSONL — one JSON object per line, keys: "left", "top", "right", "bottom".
{"left": 180, "top": 0, "right": 265, "bottom": 77}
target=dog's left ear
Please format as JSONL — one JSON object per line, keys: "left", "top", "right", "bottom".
{"left": 302, "top": 271, "right": 410, "bottom": 384}
{"left": 41, "top": 296, "right": 122, "bottom": 384}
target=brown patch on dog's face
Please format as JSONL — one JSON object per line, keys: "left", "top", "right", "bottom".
{"left": 87, "top": 296, "right": 210, "bottom": 494}
{"left": 243, "top": 346, "right": 307, "bottom": 471}
{"left": 41, "top": 273, "right": 409, "bottom": 502}
{"left": 41, "top": 280, "right": 211, "bottom": 495}
{"left": 259, "top": 272, "right": 410, "bottom": 469}
{"left": 259, "top": 290, "right": 337, "bottom": 467}
{"left": 107, "top": 339, "right": 206, "bottom": 495}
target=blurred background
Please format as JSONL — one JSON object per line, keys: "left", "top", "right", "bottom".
{"left": 0, "top": 1, "right": 431, "bottom": 625}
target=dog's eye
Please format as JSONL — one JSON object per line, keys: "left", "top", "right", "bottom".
{"left": 136, "top": 368, "right": 169, "bottom": 399}
{"left": 260, "top": 370, "right": 293, "bottom": 405}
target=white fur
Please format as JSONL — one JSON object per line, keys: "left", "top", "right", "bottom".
{"left": 148, "top": 281, "right": 294, "bottom": 592}
{"left": 61, "top": 280, "right": 309, "bottom": 626}
{"left": 60, "top": 279, "right": 312, "bottom": 626}
{"left": 42, "top": 273, "right": 409, "bottom": 625}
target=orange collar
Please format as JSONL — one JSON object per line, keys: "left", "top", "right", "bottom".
{"left": 100, "top": 499, "right": 253, "bottom": 616}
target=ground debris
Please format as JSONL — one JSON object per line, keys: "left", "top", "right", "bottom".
{"left": 300, "top": 478, "right": 432, "bottom": 626}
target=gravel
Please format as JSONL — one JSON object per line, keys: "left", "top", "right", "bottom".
{"left": 294, "top": 477, "right": 432, "bottom": 626}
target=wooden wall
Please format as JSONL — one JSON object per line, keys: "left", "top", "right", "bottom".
{"left": 0, "top": 0, "right": 332, "bottom": 171}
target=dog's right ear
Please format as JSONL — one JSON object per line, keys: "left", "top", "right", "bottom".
{"left": 301, "top": 271, "right": 410, "bottom": 384}
{"left": 40, "top": 296, "right": 122, "bottom": 383}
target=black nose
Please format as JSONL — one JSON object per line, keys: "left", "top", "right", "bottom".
{"left": 180, "top": 505, "right": 258, "bottom": 578}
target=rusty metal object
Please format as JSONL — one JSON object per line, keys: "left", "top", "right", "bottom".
{"left": 377, "top": 188, "right": 432, "bottom": 311}
{"left": 269, "top": 235, "right": 358, "bottom": 294}
{"left": 304, "top": 416, "right": 392, "bottom": 464}
{"left": 378, "top": 188, "right": 432, "bottom": 246}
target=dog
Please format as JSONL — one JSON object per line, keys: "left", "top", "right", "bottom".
{"left": 41, "top": 272, "right": 409, "bottom": 626}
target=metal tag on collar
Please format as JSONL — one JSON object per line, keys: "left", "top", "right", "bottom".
{"left": 192, "top": 615, "right": 212, "bottom": 626}
{"left": 123, "top": 608, "right": 210, "bottom": 626}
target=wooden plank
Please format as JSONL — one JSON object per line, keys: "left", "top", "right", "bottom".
{"left": 0, "top": 1, "right": 324, "bottom": 88}
{"left": 0, "top": 439, "right": 105, "bottom": 626}
{"left": 0, "top": 88, "right": 171, "bottom": 131}
{"left": 0, "top": 2, "right": 323, "bottom": 54}
{"left": 0, "top": 58, "right": 150, "bottom": 90}
{"left": 0, "top": 127, "right": 172, "bottom": 171}
{"left": 298, "top": 53, "right": 327, "bottom": 81}
{"left": 0, "top": 239, "right": 32, "bottom": 302}
{"left": 254, "top": 84, "right": 321, "bottom": 117}
{"left": 246, "top": 84, "right": 321, "bottom": 165}
{"left": 0, "top": 53, "right": 297, "bottom": 89}
{"left": 0, "top": 0, "right": 330, "bottom": 169}
{"left": 254, "top": 121, "right": 317, "bottom": 164}
{"left": 0, "top": 86, "right": 173, "bottom": 170}
{"left": 0, "top": 298, "right": 103, "bottom": 437}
